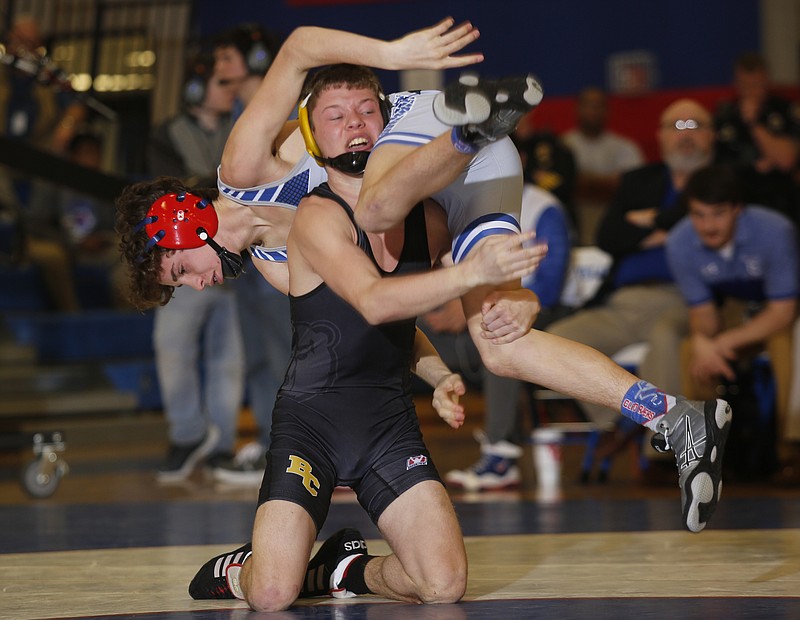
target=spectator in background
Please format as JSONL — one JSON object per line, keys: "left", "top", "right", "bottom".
{"left": 547, "top": 98, "right": 716, "bottom": 433}
{"left": 25, "top": 132, "right": 123, "bottom": 311}
{"left": 210, "top": 24, "right": 292, "bottom": 484}
{"left": 513, "top": 111, "right": 577, "bottom": 226}
{"left": 427, "top": 183, "right": 572, "bottom": 491}
{"left": 212, "top": 23, "right": 283, "bottom": 118}
{"left": 148, "top": 54, "right": 235, "bottom": 187}
{"left": 146, "top": 55, "right": 245, "bottom": 483}
{"left": 714, "top": 52, "right": 800, "bottom": 226}
{"left": 562, "top": 86, "right": 645, "bottom": 246}
{"left": 1, "top": 14, "right": 90, "bottom": 311}
{"left": 667, "top": 164, "right": 799, "bottom": 483}
{"left": 0, "top": 14, "right": 87, "bottom": 155}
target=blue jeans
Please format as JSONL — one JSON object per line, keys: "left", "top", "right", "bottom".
{"left": 153, "top": 284, "right": 245, "bottom": 453}
{"left": 233, "top": 263, "right": 292, "bottom": 449}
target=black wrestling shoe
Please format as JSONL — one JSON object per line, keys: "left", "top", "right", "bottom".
{"left": 301, "top": 528, "right": 368, "bottom": 599}
{"left": 434, "top": 72, "right": 543, "bottom": 148}
{"left": 188, "top": 542, "right": 252, "bottom": 599}
{"left": 651, "top": 399, "right": 733, "bottom": 533}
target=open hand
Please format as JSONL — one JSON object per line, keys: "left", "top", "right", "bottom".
{"left": 466, "top": 231, "right": 546, "bottom": 286}
{"left": 388, "top": 17, "right": 484, "bottom": 71}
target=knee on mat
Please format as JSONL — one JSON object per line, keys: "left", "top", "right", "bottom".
{"left": 416, "top": 567, "right": 467, "bottom": 604}
{"left": 247, "top": 581, "right": 300, "bottom": 613}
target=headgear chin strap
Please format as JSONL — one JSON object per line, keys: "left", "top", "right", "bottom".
{"left": 317, "top": 151, "right": 371, "bottom": 175}
{"left": 197, "top": 227, "right": 246, "bottom": 279}
{"left": 139, "top": 192, "right": 245, "bottom": 279}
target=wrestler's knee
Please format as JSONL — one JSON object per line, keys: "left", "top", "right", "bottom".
{"left": 246, "top": 579, "right": 300, "bottom": 613}
{"left": 471, "top": 336, "right": 517, "bottom": 378}
{"left": 416, "top": 562, "right": 467, "bottom": 604}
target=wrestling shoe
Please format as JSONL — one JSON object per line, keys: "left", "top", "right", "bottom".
{"left": 445, "top": 432, "right": 522, "bottom": 491}
{"left": 301, "top": 528, "right": 368, "bottom": 599}
{"left": 156, "top": 425, "right": 220, "bottom": 483}
{"left": 188, "top": 542, "right": 252, "bottom": 600}
{"left": 433, "top": 72, "right": 543, "bottom": 148}
{"left": 650, "top": 399, "right": 733, "bottom": 533}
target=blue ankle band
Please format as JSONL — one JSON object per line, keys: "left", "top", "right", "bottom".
{"left": 450, "top": 126, "right": 480, "bottom": 154}
{"left": 620, "top": 380, "right": 667, "bottom": 425}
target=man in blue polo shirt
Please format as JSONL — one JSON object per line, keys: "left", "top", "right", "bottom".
{"left": 667, "top": 164, "right": 799, "bottom": 478}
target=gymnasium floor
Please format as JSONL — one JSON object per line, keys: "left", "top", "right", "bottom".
{"left": 2, "top": 403, "right": 800, "bottom": 620}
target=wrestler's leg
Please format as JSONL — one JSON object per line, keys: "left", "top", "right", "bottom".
{"left": 460, "top": 283, "right": 637, "bottom": 409}
{"left": 357, "top": 137, "right": 472, "bottom": 232}
{"left": 365, "top": 480, "right": 467, "bottom": 604}
{"left": 460, "top": 279, "right": 732, "bottom": 533}
{"left": 240, "top": 500, "right": 317, "bottom": 611}
{"left": 189, "top": 499, "right": 317, "bottom": 611}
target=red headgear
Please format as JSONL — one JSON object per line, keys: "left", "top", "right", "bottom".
{"left": 143, "top": 192, "right": 218, "bottom": 250}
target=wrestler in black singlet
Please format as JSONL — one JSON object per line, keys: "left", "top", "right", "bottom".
{"left": 257, "top": 183, "right": 443, "bottom": 531}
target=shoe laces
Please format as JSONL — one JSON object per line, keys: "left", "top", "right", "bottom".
{"left": 468, "top": 453, "right": 494, "bottom": 474}
{"left": 470, "top": 454, "right": 511, "bottom": 476}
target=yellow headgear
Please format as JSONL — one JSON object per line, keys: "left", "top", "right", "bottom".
{"left": 297, "top": 92, "right": 323, "bottom": 164}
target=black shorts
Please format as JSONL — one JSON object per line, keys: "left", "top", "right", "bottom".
{"left": 257, "top": 396, "right": 442, "bottom": 532}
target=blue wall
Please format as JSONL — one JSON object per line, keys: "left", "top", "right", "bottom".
{"left": 192, "top": 0, "right": 760, "bottom": 96}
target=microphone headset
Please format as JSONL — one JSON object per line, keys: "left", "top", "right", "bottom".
{"left": 138, "top": 192, "right": 245, "bottom": 279}
{"left": 297, "top": 90, "right": 391, "bottom": 174}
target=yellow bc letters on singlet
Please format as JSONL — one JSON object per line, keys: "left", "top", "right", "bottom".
{"left": 286, "top": 455, "right": 320, "bottom": 496}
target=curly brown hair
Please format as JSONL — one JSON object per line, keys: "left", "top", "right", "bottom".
{"left": 115, "top": 177, "right": 218, "bottom": 310}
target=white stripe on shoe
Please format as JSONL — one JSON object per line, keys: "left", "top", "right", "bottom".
{"left": 330, "top": 553, "right": 363, "bottom": 599}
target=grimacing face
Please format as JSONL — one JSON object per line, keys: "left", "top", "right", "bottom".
{"left": 310, "top": 87, "right": 385, "bottom": 160}
{"left": 158, "top": 245, "right": 225, "bottom": 290}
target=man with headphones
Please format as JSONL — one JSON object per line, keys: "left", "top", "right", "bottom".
{"left": 209, "top": 24, "right": 295, "bottom": 487}
{"left": 145, "top": 54, "right": 244, "bottom": 483}
{"left": 213, "top": 23, "right": 280, "bottom": 116}
{"left": 149, "top": 54, "right": 235, "bottom": 186}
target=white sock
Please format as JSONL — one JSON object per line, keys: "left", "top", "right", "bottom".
{"left": 226, "top": 564, "right": 245, "bottom": 600}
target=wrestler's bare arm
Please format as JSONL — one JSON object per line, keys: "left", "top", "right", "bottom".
{"left": 288, "top": 195, "right": 539, "bottom": 324}
{"left": 221, "top": 18, "right": 484, "bottom": 190}
{"left": 412, "top": 327, "right": 466, "bottom": 429}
